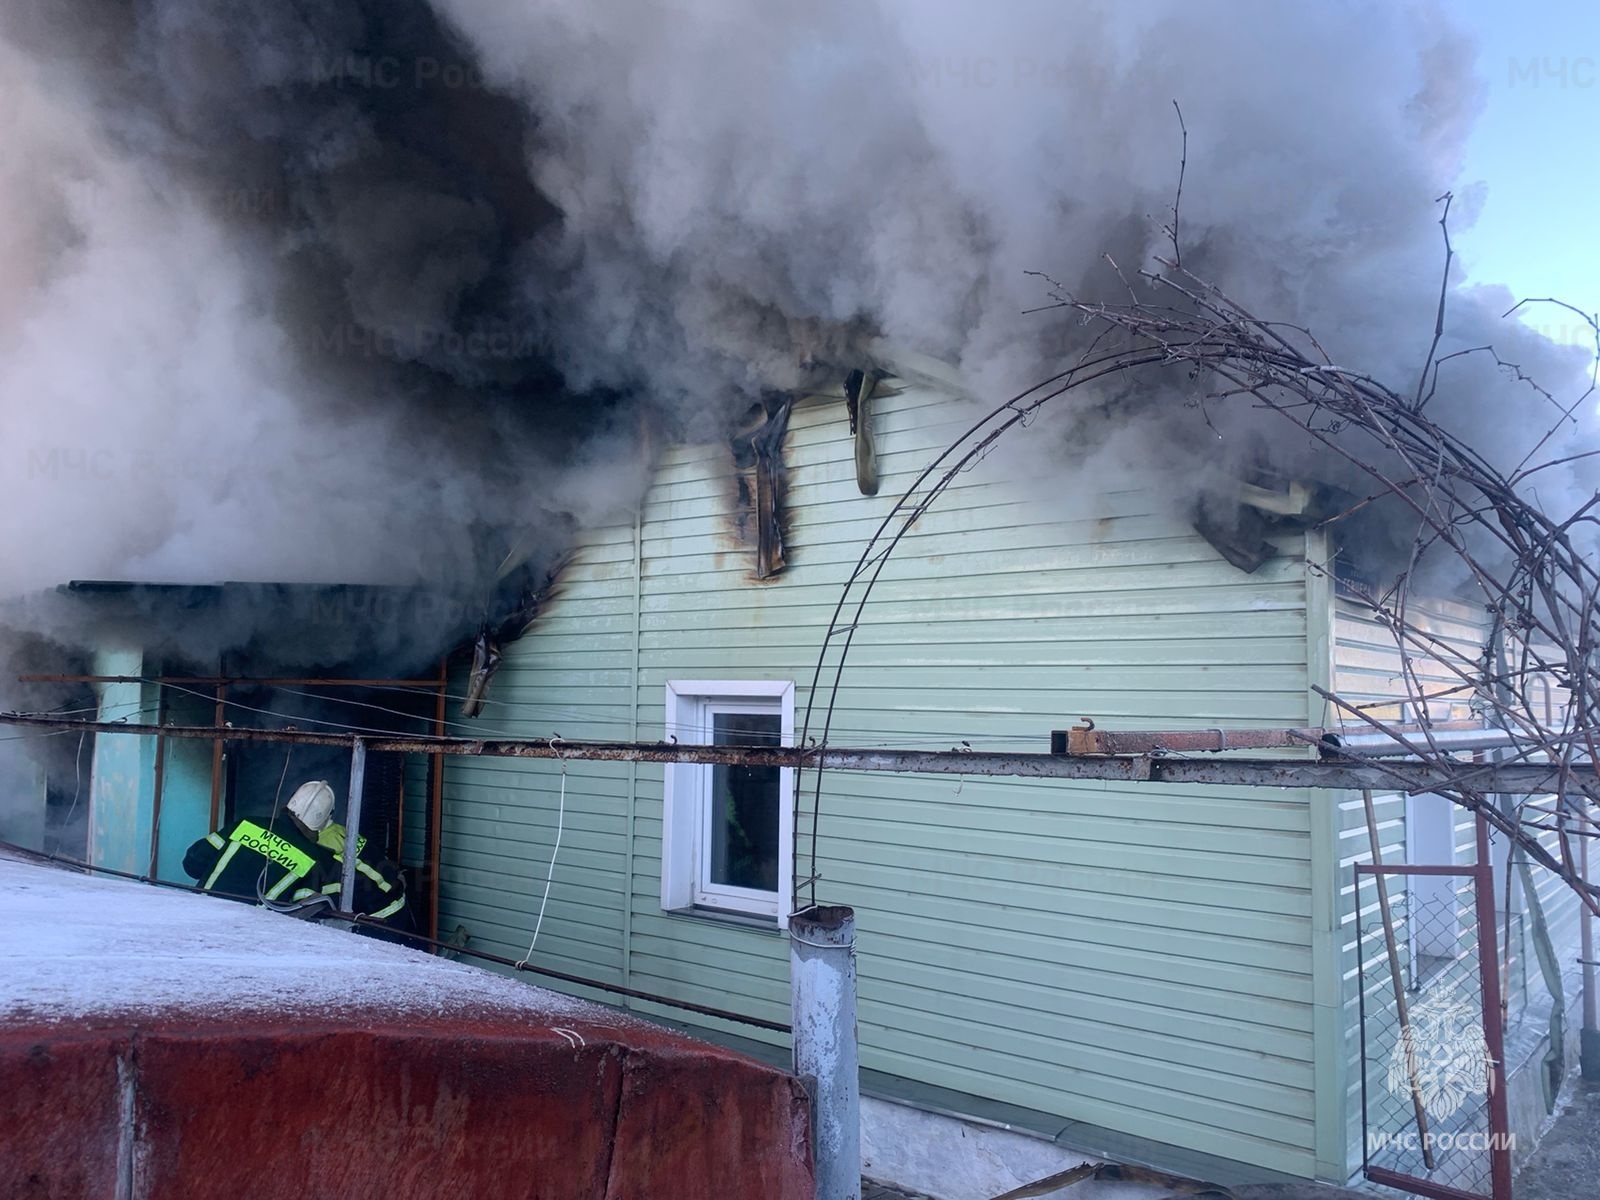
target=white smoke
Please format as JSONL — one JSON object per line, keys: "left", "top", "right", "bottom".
{"left": 0, "top": 0, "right": 1593, "bottom": 607}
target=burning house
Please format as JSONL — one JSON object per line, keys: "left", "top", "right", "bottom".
{"left": 1, "top": 2, "right": 1597, "bottom": 1199}
{"left": 407, "top": 367, "right": 1589, "bottom": 1196}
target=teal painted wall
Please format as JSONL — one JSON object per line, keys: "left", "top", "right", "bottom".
{"left": 435, "top": 383, "right": 1327, "bottom": 1177}
{"left": 87, "top": 647, "right": 157, "bottom": 875}
{"left": 153, "top": 688, "right": 218, "bottom": 882}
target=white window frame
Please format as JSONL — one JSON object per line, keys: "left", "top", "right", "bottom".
{"left": 661, "top": 680, "right": 794, "bottom": 927}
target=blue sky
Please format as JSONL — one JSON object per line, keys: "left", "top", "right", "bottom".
{"left": 1453, "top": 0, "right": 1598, "bottom": 344}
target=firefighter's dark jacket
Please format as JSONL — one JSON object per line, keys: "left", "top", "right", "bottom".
{"left": 182, "top": 818, "right": 334, "bottom": 905}
{"left": 317, "top": 823, "right": 413, "bottom": 928}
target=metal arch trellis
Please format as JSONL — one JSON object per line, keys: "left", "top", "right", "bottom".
{"left": 792, "top": 337, "right": 1172, "bottom": 914}
{"left": 791, "top": 227, "right": 1600, "bottom": 919}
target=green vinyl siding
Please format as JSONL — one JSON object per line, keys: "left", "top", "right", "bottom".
{"left": 1327, "top": 592, "right": 1585, "bottom": 1171}
{"left": 400, "top": 753, "right": 429, "bottom": 870}
{"left": 1331, "top": 592, "right": 1480, "bottom": 1174}
{"left": 434, "top": 383, "right": 1328, "bottom": 1178}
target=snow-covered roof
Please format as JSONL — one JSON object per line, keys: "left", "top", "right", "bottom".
{"left": 0, "top": 852, "right": 632, "bottom": 1029}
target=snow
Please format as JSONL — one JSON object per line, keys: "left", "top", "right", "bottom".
{"left": 0, "top": 852, "right": 626, "bottom": 1028}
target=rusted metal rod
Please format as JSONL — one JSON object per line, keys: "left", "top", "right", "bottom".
{"left": 2, "top": 711, "right": 1592, "bottom": 794}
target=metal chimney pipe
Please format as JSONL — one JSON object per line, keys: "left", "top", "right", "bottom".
{"left": 790, "top": 905, "right": 860, "bottom": 1200}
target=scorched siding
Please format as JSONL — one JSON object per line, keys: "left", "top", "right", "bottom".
{"left": 435, "top": 382, "right": 1326, "bottom": 1178}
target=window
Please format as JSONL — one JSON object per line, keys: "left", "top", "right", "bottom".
{"left": 661, "top": 681, "right": 794, "bottom": 925}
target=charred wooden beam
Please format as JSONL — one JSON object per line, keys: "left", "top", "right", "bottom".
{"left": 844, "top": 368, "right": 882, "bottom": 496}
{"left": 730, "top": 393, "right": 793, "bottom": 579}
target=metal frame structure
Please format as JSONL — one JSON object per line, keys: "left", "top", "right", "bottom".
{"left": 20, "top": 668, "right": 452, "bottom": 934}
{"left": 1355, "top": 815, "right": 1514, "bottom": 1200}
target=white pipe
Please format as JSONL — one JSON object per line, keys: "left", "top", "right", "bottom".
{"left": 1335, "top": 728, "right": 1523, "bottom": 757}
{"left": 790, "top": 905, "right": 860, "bottom": 1200}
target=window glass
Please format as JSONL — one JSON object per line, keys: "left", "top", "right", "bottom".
{"left": 707, "top": 711, "right": 782, "bottom": 892}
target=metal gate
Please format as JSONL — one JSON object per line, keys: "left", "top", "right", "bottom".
{"left": 1356, "top": 843, "right": 1512, "bottom": 1200}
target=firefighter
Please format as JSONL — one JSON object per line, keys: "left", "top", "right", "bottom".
{"left": 275, "top": 779, "right": 413, "bottom": 934}
{"left": 182, "top": 780, "right": 338, "bottom": 907}
{"left": 314, "top": 817, "right": 413, "bottom": 933}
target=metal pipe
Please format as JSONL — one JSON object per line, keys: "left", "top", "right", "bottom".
{"left": 1, "top": 711, "right": 1592, "bottom": 795}
{"left": 341, "top": 739, "right": 366, "bottom": 916}
{"left": 1336, "top": 729, "right": 1527, "bottom": 757}
{"left": 790, "top": 905, "right": 860, "bottom": 1200}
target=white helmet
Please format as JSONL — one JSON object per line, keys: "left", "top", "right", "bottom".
{"left": 286, "top": 780, "right": 335, "bottom": 831}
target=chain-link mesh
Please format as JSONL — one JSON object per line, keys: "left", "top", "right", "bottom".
{"left": 1357, "top": 866, "right": 1499, "bottom": 1198}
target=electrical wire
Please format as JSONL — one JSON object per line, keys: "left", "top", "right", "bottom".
{"left": 156, "top": 682, "right": 427, "bottom": 740}
{"left": 331, "top": 679, "right": 1039, "bottom": 750}
{"left": 254, "top": 746, "right": 296, "bottom": 908}
{"left": 60, "top": 732, "right": 87, "bottom": 833}
{"left": 516, "top": 739, "right": 567, "bottom": 969}
{"left": 159, "top": 677, "right": 1024, "bottom": 751}
{"left": 0, "top": 729, "right": 78, "bottom": 743}
{"left": 50, "top": 671, "right": 1037, "bottom": 753}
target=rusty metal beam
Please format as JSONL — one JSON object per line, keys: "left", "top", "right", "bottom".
{"left": 1053, "top": 719, "right": 1492, "bottom": 756}
{"left": 2, "top": 711, "right": 1592, "bottom": 795}
{"left": 1054, "top": 724, "right": 1334, "bottom": 755}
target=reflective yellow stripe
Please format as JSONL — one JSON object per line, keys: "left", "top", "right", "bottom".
{"left": 202, "top": 842, "right": 241, "bottom": 891}
{"left": 321, "top": 882, "right": 342, "bottom": 896}
{"left": 291, "top": 887, "right": 316, "bottom": 901}
{"left": 230, "top": 820, "right": 314, "bottom": 877}
{"left": 205, "top": 832, "right": 225, "bottom": 849}
{"left": 356, "top": 860, "right": 393, "bottom": 892}
{"left": 264, "top": 871, "right": 298, "bottom": 901}
{"left": 370, "top": 895, "right": 407, "bottom": 921}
